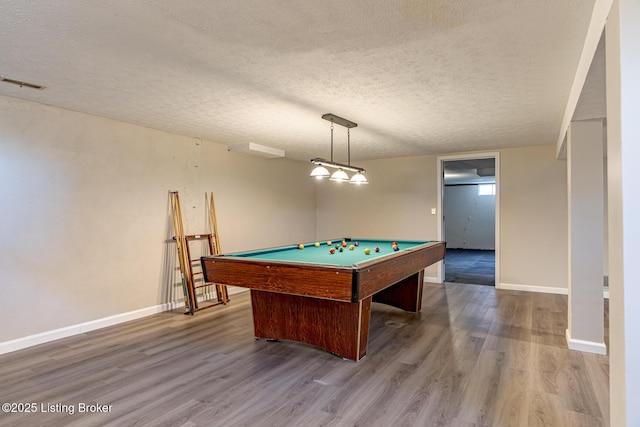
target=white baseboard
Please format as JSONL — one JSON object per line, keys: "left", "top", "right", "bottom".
{"left": 497, "top": 282, "right": 610, "bottom": 299}
{"left": 0, "top": 287, "right": 247, "bottom": 356}
{"left": 566, "top": 329, "right": 607, "bottom": 355}
{"left": 497, "top": 282, "right": 568, "bottom": 295}
{"left": 424, "top": 276, "right": 441, "bottom": 284}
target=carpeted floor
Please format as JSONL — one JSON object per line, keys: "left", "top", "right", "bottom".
{"left": 444, "top": 249, "right": 495, "bottom": 286}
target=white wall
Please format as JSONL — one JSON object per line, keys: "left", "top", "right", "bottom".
{"left": 606, "top": 0, "right": 640, "bottom": 424}
{"left": 443, "top": 184, "right": 496, "bottom": 250}
{"left": 0, "top": 95, "right": 317, "bottom": 344}
{"left": 566, "top": 120, "right": 606, "bottom": 352}
{"left": 317, "top": 144, "right": 567, "bottom": 289}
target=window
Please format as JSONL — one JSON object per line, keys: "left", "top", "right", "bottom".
{"left": 478, "top": 184, "right": 496, "bottom": 196}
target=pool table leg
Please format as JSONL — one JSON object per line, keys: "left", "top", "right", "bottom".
{"left": 372, "top": 270, "right": 424, "bottom": 312}
{"left": 250, "top": 290, "right": 372, "bottom": 361}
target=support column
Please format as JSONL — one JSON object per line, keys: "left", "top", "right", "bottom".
{"left": 606, "top": 0, "right": 640, "bottom": 425}
{"left": 566, "top": 119, "right": 606, "bottom": 354}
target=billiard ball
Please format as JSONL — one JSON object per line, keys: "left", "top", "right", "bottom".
{"left": 354, "top": 241, "right": 359, "bottom": 246}
{"left": 393, "top": 246, "right": 400, "bottom": 251}
{"left": 335, "top": 244, "right": 340, "bottom": 249}
{"left": 364, "top": 248, "right": 371, "bottom": 255}
{"left": 327, "top": 241, "right": 332, "bottom": 245}
{"left": 330, "top": 248, "right": 335, "bottom": 254}
{"left": 349, "top": 245, "right": 355, "bottom": 250}
{"left": 392, "top": 241, "right": 397, "bottom": 246}
{"left": 314, "top": 242, "right": 320, "bottom": 247}
{"left": 298, "top": 244, "right": 304, "bottom": 250}
{"left": 339, "top": 247, "right": 343, "bottom": 252}
{"left": 342, "top": 241, "right": 347, "bottom": 248}
{"left": 374, "top": 246, "right": 380, "bottom": 252}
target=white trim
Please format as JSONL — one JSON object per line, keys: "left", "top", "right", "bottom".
{"left": 566, "top": 328, "right": 607, "bottom": 355}
{"left": 496, "top": 282, "right": 610, "bottom": 299}
{"left": 555, "top": 0, "right": 613, "bottom": 159}
{"left": 0, "top": 287, "right": 248, "bottom": 355}
{"left": 424, "top": 276, "right": 441, "bottom": 284}
{"left": 497, "top": 282, "right": 568, "bottom": 295}
{"left": 437, "top": 152, "right": 500, "bottom": 286}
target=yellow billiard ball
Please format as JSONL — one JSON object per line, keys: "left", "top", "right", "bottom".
{"left": 349, "top": 245, "right": 355, "bottom": 250}
{"left": 298, "top": 244, "right": 304, "bottom": 249}
{"left": 364, "top": 248, "right": 371, "bottom": 255}
{"left": 314, "top": 242, "right": 320, "bottom": 247}
{"left": 327, "top": 241, "right": 332, "bottom": 246}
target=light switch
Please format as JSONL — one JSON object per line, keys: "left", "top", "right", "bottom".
{"left": 431, "top": 208, "right": 436, "bottom": 215}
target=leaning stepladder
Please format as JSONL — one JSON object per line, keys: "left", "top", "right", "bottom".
{"left": 169, "top": 191, "right": 229, "bottom": 314}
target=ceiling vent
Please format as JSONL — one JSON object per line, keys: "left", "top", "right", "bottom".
{"left": 0, "top": 76, "right": 46, "bottom": 90}
{"left": 228, "top": 142, "right": 284, "bottom": 159}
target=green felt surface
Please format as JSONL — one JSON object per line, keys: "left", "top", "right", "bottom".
{"left": 227, "top": 239, "right": 432, "bottom": 267}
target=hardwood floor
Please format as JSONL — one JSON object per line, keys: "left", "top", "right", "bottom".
{"left": 0, "top": 284, "right": 609, "bottom": 427}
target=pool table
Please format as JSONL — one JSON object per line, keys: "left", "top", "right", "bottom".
{"left": 201, "top": 238, "right": 445, "bottom": 361}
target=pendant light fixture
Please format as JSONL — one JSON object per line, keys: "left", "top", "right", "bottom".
{"left": 310, "top": 113, "right": 368, "bottom": 184}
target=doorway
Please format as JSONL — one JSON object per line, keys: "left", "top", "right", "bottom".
{"left": 436, "top": 153, "right": 500, "bottom": 286}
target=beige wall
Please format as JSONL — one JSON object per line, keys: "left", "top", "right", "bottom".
{"left": 500, "top": 144, "right": 568, "bottom": 288}
{"left": 0, "top": 95, "right": 317, "bottom": 343}
{"left": 316, "top": 155, "right": 439, "bottom": 240}
{"left": 316, "top": 145, "right": 568, "bottom": 288}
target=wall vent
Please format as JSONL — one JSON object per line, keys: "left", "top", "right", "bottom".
{"left": 0, "top": 76, "right": 46, "bottom": 90}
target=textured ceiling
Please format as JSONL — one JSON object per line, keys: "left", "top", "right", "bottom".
{"left": 0, "top": 0, "right": 599, "bottom": 162}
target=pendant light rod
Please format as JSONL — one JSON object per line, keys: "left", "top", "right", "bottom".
{"left": 322, "top": 113, "right": 357, "bottom": 129}
{"left": 330, "top": 121, "right": 334, "bottom": 162}
{"left": 347, "top": 128, "right": 351, "bottom": 166}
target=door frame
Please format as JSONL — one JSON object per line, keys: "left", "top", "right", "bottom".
{"left": 436, "top": 152, "right": 500, "bottom": 285}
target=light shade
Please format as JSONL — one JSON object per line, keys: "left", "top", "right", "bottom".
{"left": 329, "top": 169, "right": 349, "bottom": 182}
{"left": 310, "top": 165, "right": 330, "bottom": 179}
{"left": 349, "top": 172, "right": 368, "bottom": 185}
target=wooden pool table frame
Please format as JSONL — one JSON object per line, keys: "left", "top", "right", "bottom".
{"left": 201, "top": 240, "right": 445, "bottom": 361}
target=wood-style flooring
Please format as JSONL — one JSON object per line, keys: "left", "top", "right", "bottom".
{"left": 0, "top": 284, "right": 609, "bottom": 427}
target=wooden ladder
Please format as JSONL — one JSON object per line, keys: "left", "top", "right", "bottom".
{"left": 169, "top": 191, "right": 229, "bottom": 315}
{"left": 184, "top": 233, "right": 229, "bottom": 311}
